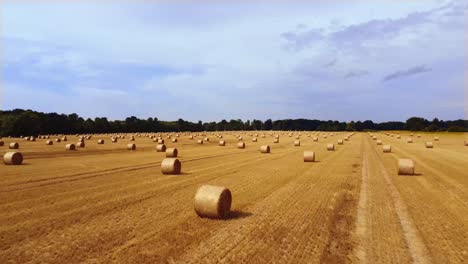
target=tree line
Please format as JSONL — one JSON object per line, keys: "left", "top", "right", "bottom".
{"left": 0, "top": 109, "right": 466, "bottom": 137}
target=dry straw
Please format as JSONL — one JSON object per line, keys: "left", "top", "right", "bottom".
{"left": 9, "top": 142, "right": 19, "bottom": 149}
{"left": 161, "top": 158, "right": 181, "bottom": 174}
{"left": 303, "top": 151, "right": 315, "bottom": 162}
{"left": 166, "top": 148, "right": 178, "bottom": 157}
{"left": 260, "top": 145, "right": 270, "bottom": 153}
{"left": 194, "top": 185, "right": 232, "bottom": 219}
{"left": 127, "top": 143, "right": 136, "bottom": 150}
{"left": 383, "top": 145, "right": 391, "bottom": 153}
{"left": 398, "top": 159, "right": 415, "bottom": 175}
{"left": 156, "top": 144, "right": 167, "bottom": 152}
{"left": 3, "top": 152, "right": 23, "bottom": 165}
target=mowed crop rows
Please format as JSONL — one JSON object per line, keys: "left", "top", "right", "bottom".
{"left": 0, "top": 131, "right": 466, "bottom": 263}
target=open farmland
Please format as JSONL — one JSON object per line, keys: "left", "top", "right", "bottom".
{"left": 0, "top": 131, "right": 467, "bottom": 263}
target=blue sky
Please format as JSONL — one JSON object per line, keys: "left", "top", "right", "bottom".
{"left": 1, "top": 0, "right": 467, "bottom": 122}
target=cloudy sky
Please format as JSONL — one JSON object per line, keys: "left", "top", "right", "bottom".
{"left": 1, "top": 0, "right": 467, "bottom": 122}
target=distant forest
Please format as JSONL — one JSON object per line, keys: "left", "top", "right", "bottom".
{"left": 0, "top": 109, "right": 467, "bottom": 137}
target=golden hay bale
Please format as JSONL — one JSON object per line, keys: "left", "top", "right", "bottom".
{"left": 30, "top": 137, "right": 36, "bottom": 142}
{"left": 9, "top": 142, "right": 19, "bottom": 149}
{"left": 398, "top": 159, "right": 415, "bottom": 175}
{"left": 425, "top": 141, "right": 433, "bottom": 148}
{"left": 260, "top": 145, "right": 270, "bottom": 153}
{"left": 45, "top": 140, "right": 53, "bottom": 145}
{"left": 295, "top": 135, "right": 300, "bottom": 139}
{"left": 0, "top": 141, "right": 3, "bottom": 146}
{"left": 161, "top": 158, "right": 181, "bottom": 174}
{"left": 158, "top": 139, "right": 165, "bottom": 144}
{"left": 127, "top": 143, "right": 136, "bottom": 150}
{"left": 55, "top": 138, "right": 61, "bottom": 143}
{"left": 194, "top": 185, "right": 232, "bottom": 219}
{"left": 396, "top": 135, "right": 401, "bottom": 139}
{"left": 434, "top": 136, "right": 439, "bottom": 141}
{"left": 303, "top": 151, "right": 315, "bottom": 162}
{"left": 417, "top": 134, "right": 421, "bottom": 138}
{"left": 156, "top": 144, "right": 167, "bottom": 152}
{"left": 464, "top": 140, "right": 468, "bottom": 146}
{"left": 238, "top": 136, "right": 243, "bottom": 141}
{"left": 189, "top": 135, "right": 194, "bottom": 139}
{"left": 338, "top": 139, "right": 344, "bottom": 145}
{"left": 344, "top": 137, "right": 349, "bottom": 141}
{"left": 112, "top": 138, "right": 118, "bottom": 143}
{"left": 218, "top": 140, "right": 225, "bottom": 146}
{"left": 129, "top": 137, "right": 135, "bottom": 141}
{"left": 62, "top": 136, "right": 67, "bottom": 141}
{"left": 197, "top": 139, "right": 204, "bottom": 144}
{"left": 86, "top": 136, "right": 92, "bottom": 140}
{"left": 261, "top": 134, "right": 266, "bottom": 138}
{"left": 274, "top": 138, "right": 279, "bottom": 143}
{"left": 383, "top": 145, "right": 391, "bottom": 153}
{"left": 327, "top": 143, "right": 335, "bottom": 151}
{"left": 172, "top": 138, "right": 178, "bottom": 143}
{"left": 376, "top": 140, "right": 382, "bottom": 145}
{"left": 237, "top": 142, "right": 245, "bottom": 149}
{"left": 313, "top": 137, "right": 318, "bottom": 141}
{"left": 252, "top": 137, "right": 257, "bottom": 142}
{"left": 407, "top": 138, "right": 413, "bottom": 143}
{"left": 65, "top": 144, "right": 76, "bottom": 150}
{"left": 204, "top": 137, "right": 210, "bottom": 142}
{"left": 294, "top": 140, "right": 300, "bottom": 146}
{"left": 166, "top": 148, "right": 178, "bottom": 157}
{"left": 77, "top": 141, "right": 85, "bottom": 148}
{"left": 97, "top": 139, "right": 104, "bottom": 144}
{"left": 3, "top": 152, "right": 23, "bottom": 165}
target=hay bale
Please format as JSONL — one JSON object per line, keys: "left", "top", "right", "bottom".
{"left": 313, "top": 137, "right": 318, "bottom": 142}
{"left": 129, "top": 136, "right": 135, "bottom": 141}
{"left": 9, "top": 142, "right": 19, "bottom": 149}
{"left": 218, "top": 140, "right": 225, "bottom": 146}
{"left": 77, "top": 141, "right": 85, "bottom": 148}
{"left": 189, "top": 135, "right": 194, "bottom": 139}
{"left": 396, "top": 135, "right": 401, "bottom": 139}
{"left": 260, "top": 145, "right": 270, "bottom": 153}
{"left": 252, "top": 137, "right": 257, "bottom": 142}
{"left": 3, "top": 152, "right": 23, "bottom": 165}
{"left": 65, "top": 144, "right": 76, "bottom": 150}
{"left": 55, "top": 138, "right": 61, "bottom": 143}
{"left": 194, "top": 185, "right": 232, "bottom": 219}
{"left": 238, "top": 136, "right": 243, "bottom": 141}
{"left": 303, "top": 151, "right": 315, "bottom": 162}
{"left": 97, "top": 139, "right": 105, "bottom": 144}
{"left": 344, "top": 137, "right": 349, "bottom": 141}
{"left": 204, "top": 137, "right": 210, "bottom": 142}
{"left": 465, "top": 140, "right": 468, "bottom": 146}
{"left": 197, "top": 139, "right": 204, "bottom": 144}
{"left": 45, "top": 140, "right": 53, "bottom": 145}
{"left": 398, "top": 159, "right": 415, "bottom": 175}
{"left": 407, "top": 138, "right": 413, "bottom": 143}
{"left": 0, "top": 141, "right": 3, "bottom": 146}
{"left": 294, "top": 140, "right": 300, "bottom": 146}
{"left": 425, "top": 141, "right": 433, "bottom": 148}
{"left": 338, "top": 139, "right": 344, "bottom": 145}
{"left": 237, "top": 142, "right": 245, "bottom": 149}
{"left": 161, "top": 158, "right": 181, "bottom": 174}
{"left": 383, "top": 145, "right": 391, "bottom": 153}
{"left": 112, "top": 138, "right": 118, "bottom": 143}
{"left": 434, "top": 136, "right": 439, "bottom": 141}
{"left": 158, "top": 139, "right": 165, "bottom": 144}
{"left": 127, "top": 143, "right": 136, "bottom": 150}
{"left": 156, "top": 144, "right": 167, "bottom": 152}
{"left": 172, "top": 138, "right": 178, "bottom": 143}
{"left": 62, "top": 136, "right": 68, "bottom": 142}
{"left": 166, "top": 148, "right": 178, "bottom": 157}
{"left": 327, "top": 143, "right": 335, "bottom": 151}
{"left": 274, "top": 138, "right": 279, "bottom": 143}
{"left": 376, "top": 140, "right": 382, "bottom": 145}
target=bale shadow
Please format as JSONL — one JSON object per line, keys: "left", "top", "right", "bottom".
{"left": 227, "top": 210, "right": 252, "bottom": 220}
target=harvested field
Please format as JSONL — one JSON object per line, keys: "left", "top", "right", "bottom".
{"left": 0, "top": 131, "right": 466, "bottom": 263}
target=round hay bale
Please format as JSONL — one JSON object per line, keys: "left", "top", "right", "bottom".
{"left": 376, "top": 140, "right": 382, "bottom": 145}
{"left": 129, "top": 136, "right": 135, "bottom": 141}
{"left": 30, "top": 137, "right": 36, "bottom": 142}
{"left": 260, "top": 145, "right": 270, "bottom": 153}
{"left": 97, "top": 139, "right": 105, "bottom": 144}
{"left": 77, "top": 141, "right": 85, "bottom": 148}
{"left": 166, "top": 148, "right": 178, "bottom": 157}
{"left": 465, "top": 140, "right": 468, "bottom": 146}
{"left": 407, "top": 138, "right": 413, "bottom": 143}
{"left": 204, "top": 137, "right": 210, "bottom": 142}
{"left": 237, "top": 142, "right": 245, "bottom": 149}
{"left": 425, "top": 141, "right": 433, "bottom": 148}
{"left": 161, "top": 158, "right": 181, "bottom": 174}
{"left": 398, "top": 159, "right": 415, "bottom": 175}
{"left": 396, "top": 135, "right": 401, "bottom": 139}
{"left": 3, "top": 152, "right": 23, "bottom": 165}
{"left": 172, "top": 138, "right": 178, "bottom": 143}
{"left": 294, "top": 140, "right": 300, "bottom": 146}
{"left": 383, "top": 145, "right": 391, "bottom": 153}
{"left": 189, "top": 135, "right": 194, "bottom": 140}
{"left": 434, "top": 136, "right": 439, "bottom": 141}
{"left": 65, "top": 144, "right": 76, "bottom": 150}
{"left": 218, "top": 140, "right": 225, "bottom": 146}
{"left": 252, "top": 137, "right": 257, "bottom": 142}
{"left": 156, "top": 144, "right": 167, "bottom": 152}
{"left": 303, "top": 151, "right": 315, "bottom": 162}
{"left": 197, "top": 139, "right": 204, "bottom": 144}
{"left": 238, "top": 136, "right": 243, "bottom": 141}
{"left": 45, "top": 140, "right": 53, "bottom": 145}
{"left": 344, "top": 137, "right": 349, "bottom": 141}
{"left": 111, "top": 138, "right": 118, "bottom": 143}
{"left": 327, "top": 143, "right": 335, "bottom": 151}
{"left": 338, "top": 139, "right": 344, "bottom": 145}
{"left": 274, "top": 138, "right": 279, "bottom": 143}
{"left": 55, "top": 138, "right": 61, "bottom": 143}
{"left": 9, "top": 142, "right": 19, "bottom": 149}
{"left": 194, "top": 185, "right": 232, "bottom": 219}
{"left": 313, "top": 137, "right": 318, "bottom": 141}
{"left": 158, "top": 139, "right": 165, "bottom": 144}
{"left": 127, "top": 143, "right": 136, "bottom": 150}
{"left": 62, "top": 136, "right": 68, "bottom": 142}
{"left": 0, "top": 141, "right": 4, "bottom": 146}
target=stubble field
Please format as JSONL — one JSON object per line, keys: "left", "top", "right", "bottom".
{"left": 0, "top": 131, "right": 467, "bottom": 263}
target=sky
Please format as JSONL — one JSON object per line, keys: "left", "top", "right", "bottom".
{"left": 1, "top": 0, "right": 467, "bottom": 122}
